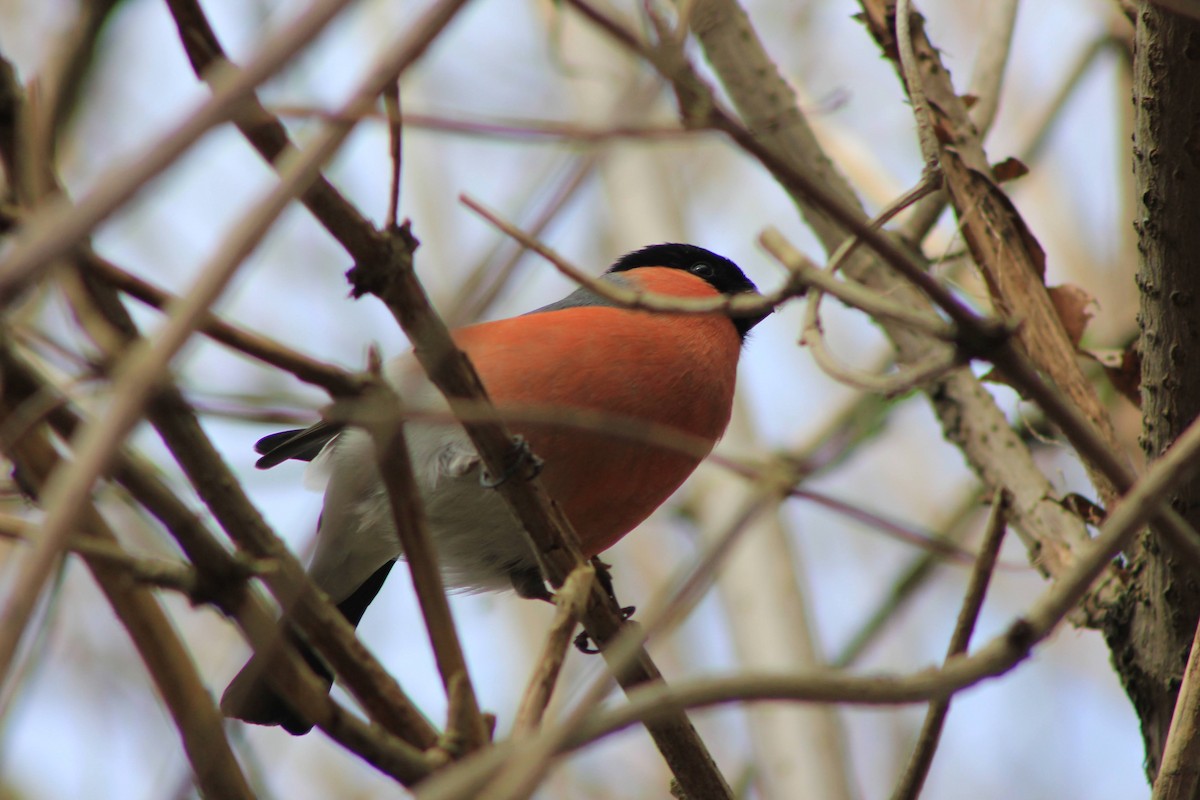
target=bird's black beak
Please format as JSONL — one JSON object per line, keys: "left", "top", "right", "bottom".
{"left": 733, "top": 290, "right": 771, "bottom": 340}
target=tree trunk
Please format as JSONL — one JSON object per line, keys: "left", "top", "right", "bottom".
{"left": 1109, "top": 2, "right": 1200, "bottom": 784}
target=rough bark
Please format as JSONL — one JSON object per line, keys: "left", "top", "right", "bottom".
{"left": 1111, "top": 3, "right": 1200, "bottom": 783}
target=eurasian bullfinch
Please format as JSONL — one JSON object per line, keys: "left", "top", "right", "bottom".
{"left": 221, "top": 243, "right": 765, "bottom": 733}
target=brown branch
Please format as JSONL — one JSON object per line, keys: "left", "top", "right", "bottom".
{"left": 0, "top": 0, "right": 360, "bottom": 306}
{"left": 0, "top": 340, "right": 436, "bottom": 781}
{"left": 1153, "top": 611, "right": 1200, "bottom": 799}
{"left": 0, "top": 390, "right": 254, "bottom": 800}
{"left": 446, "top": 156, "right": 599, "bottom": 326}
{"left": 349, "top": 222, "right": 734, "bottom": 798}
{"left": 0, "top": 515, "right": 200, "bottom": 594}
{"left": 891, "top": 490, "right": 1009, "bottom": 800}
{"left": 462, "top": 194, "right": 783, "bottom": 323}
{"left": 0, "top": 81, "right": 371, "bottom": 694}
{"left": 861, "top": 1, "right": 1127, "bottom": 505}
{"left": 354, "top": 378, "right": 490, "bottom": 751}
{"left": 900, "top": 0, "right": 1019, "bottom": 240}
{"left": 513, "top": 565, "right": 595, "bottom": 734}
{"left": 383, "top": 82, "right": 403, "bottom": 230}
{"left": 83, "top": 250, "right": 360, "bottom": 396}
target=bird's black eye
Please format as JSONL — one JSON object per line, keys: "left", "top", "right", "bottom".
{"left": 690, "top": 262, "right": 715, "bottom": 278}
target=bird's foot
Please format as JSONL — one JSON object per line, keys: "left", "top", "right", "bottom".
{"left": 480, "top": 435, "right": 544, "bottom": 488}
{"left": 573, "top": 558, "right": 635, "bottom": 654}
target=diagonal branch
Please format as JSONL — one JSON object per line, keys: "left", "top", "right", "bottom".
{"left": 861, "top": 0, "right": 1126, "bottom": 505}
{"left": 0, "top": 383, "right": 253, "bottom": 799}
{"left": 354, "top": 378, "right": 490, "bottom": 751}
{"left": 890, "top": 490, "right": 1009, "bottom": 800}
{"left": 348, "top": 222, "right": 735, "bottom": 800}
{"left": 0, "top": 340, "right": 436, "bottom": 782}
{"left": 0, "top": 0, "right": 360, "bottom": 305}
{"left": 164, "top": 0, "right": 389, "bottom": 265}
{"left": 167, "top": 1, "right": 733, "bottom": 792}
{"left": 0, "top": 84, "right": 370, "bottom": 696}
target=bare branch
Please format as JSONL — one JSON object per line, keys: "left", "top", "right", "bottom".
{"left": 890, "top": 490, "right": 1009, "bottom": 800}
{"left": 0, "top": 76, "right": 369, "bottom": 691}
{"left": 1152, "top": 611, "right": 1200, "bottom": 799}
{"left": 383, "top": 82, "right": 403, "bottom": 230}
{"left": 0, "top": 0, "right": 359, "bottom": 305}
{"left": 353, "top": 378, "right": 490, "bottom": 751}
{"left": 348, "top": 218, "right": 735, "bottom": 797}
{"left": 83, "top": 250, "right": 360, "bottom": 396}
{"left": 0, "top": 388, "right": 253, "bottom": 800}
{"left": 463, "top": 194, "right": 782, "bottom": 322}
{"left": 513, "top": 565, "right": 595, "bottom": 734}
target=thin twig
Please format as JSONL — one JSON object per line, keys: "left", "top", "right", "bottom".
{"left": 0, "top": 77, "right": 367, "bottom": 692}
{"left": 0, "top": 514, "right": 198, "bottom": 593}
{"left": 890, "top": 490, "right": 1009, "bottom": 800}
{"left": 272, "top": 104, "right": 701, "bottom": 142}
{"left": 1020, "top": 35, "right": 1121, "bottom": 167}
{"left": 431, "top": 397, "right": 1200, "bottom": 789}
{"left": 965, "top": 0, "right": 1019, "bottom": 137}
{"left": 354, "top": 378, "right": 490, "bottom": 752}
{"left": 383, "top": 82, "right": 403, "bottom": 230}
{"left": 462, "top": 194, "right": 783, "bottom": 322}
{"left": 895, "top": 0, "right": 939, "bottom": 173}
{"left": 446, "top": 156, "right": 599, "bottom": 326}
{"left": 1152, "top": 614, "right": 1200, "bottom": 799}
{"left": 513, "top": 565, "right": 595, "bottom": 735}
{"left": 833, "top": 488, "right": 985, "bottom": 668}
{"left": 760, "top": 226, "right": 953, "bottom": 339}
{"left": 0, "top": 0, "right": 360, "bottom": 305}
{"left": 83, "top": 250, "right": 360, "bottom": 396}
{"left": 447, "top": 77, "right": 664, "bottom": 326}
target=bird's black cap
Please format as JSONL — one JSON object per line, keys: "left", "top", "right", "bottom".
{"left": 608, "top": 243, "right": 766, "bottom": 337}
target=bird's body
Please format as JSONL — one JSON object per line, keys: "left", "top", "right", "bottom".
{"left": 222, "top": 244, "right": 764, "bottom": 733}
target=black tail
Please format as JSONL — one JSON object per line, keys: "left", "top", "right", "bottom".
{"left": 221, "top": 560, "right": 397, "bottom": 735}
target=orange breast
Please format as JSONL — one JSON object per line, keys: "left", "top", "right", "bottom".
{"left": 453, "top": 268, "right": 743, "bottom": 555}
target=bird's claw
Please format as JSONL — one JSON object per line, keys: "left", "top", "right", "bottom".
{"left": 572, "top": 557, "right": 637, "bottom": 654}
{"left": 572, "top": 607, "right": 637, "bottom": 655}
{"left": 480, "top": 435, "right": 544, "bottom": 488}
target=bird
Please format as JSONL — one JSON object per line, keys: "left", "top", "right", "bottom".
{"left": 220, "top": 243, "right": 766, "bottom": 734}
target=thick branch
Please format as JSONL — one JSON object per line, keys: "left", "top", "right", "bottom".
{"left": 1123, "top": 4, "right": 1200, "bottom": 785}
